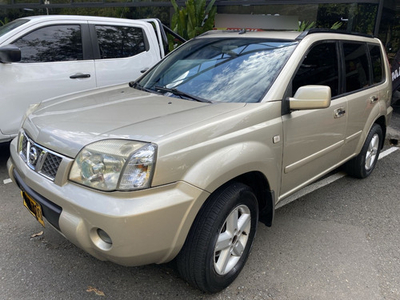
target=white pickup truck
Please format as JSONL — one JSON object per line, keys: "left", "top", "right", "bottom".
{"left": 0, "top": 15, "right": 176, "bottom": 143}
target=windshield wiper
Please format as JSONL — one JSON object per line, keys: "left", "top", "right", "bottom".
{"left": 155, "top": 86, "right": 212, "bottom": 103}
{"left": 129, "top": 81, "right": 154, "bottom": 93}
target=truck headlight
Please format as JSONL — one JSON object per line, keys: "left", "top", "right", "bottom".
{"left": 69, "top": 140, "right": 157, "bottom": 191}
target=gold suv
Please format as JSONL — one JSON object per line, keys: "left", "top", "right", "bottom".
{"left": 8, "top": 29, "right": 392, "bottom": 293}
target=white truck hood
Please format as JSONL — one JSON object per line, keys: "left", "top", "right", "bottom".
{"left": 23, "top": 84, "right": 245, "bottom": 157}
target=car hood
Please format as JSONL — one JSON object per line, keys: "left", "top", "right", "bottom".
{"left": 23, "top": 84, "right": 245, "bottom": 157}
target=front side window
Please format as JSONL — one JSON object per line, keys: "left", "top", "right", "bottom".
{"left": 95, "top": 25, "right": 146, "bottom": 59}
{"left": 12, "top": 25, "right": 83, "bottom": 63}
{"left": 292, "top": 42, "right": 339, "bottom": 97}
{"left": 343, "top": 42, "right": 370, "bottom": 93}
{"left": 138, "top": 38, "right": 298, "bottom": 103}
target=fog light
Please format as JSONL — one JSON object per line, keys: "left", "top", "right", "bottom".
{"left": 97, "top": 228, "right": 112, "bottom": 245}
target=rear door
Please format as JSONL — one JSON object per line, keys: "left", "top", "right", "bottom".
{"left": 0, "top": 21, "right": 96, "bottom": 137}
{"left": 89, "top": 21, "right": 162, "bottom": 86}
{"left": 340, "top": 42, "right": 385, "bottom": 159}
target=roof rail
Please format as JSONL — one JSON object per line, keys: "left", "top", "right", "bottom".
{"left": 296, "top": 28, "right": 375, "bottom": 40}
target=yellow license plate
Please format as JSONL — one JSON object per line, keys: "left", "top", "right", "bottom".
{"left": 22, "top": 191, "right": 45, "bottom": 227}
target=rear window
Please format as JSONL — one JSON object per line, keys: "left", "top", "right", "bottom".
{"left": 95, "top": 25, "right": 147, "bottom": 59}
{"left": 0, "top": 19, "right": 29, "bottom": 38}
{"left": 369, "top": 44, "right": 384, "bottom": 84}
{"left": 344, "top": 42, "right": 370, "bottom": 93}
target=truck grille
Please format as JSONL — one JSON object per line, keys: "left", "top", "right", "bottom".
{"left": 18, "top": 132, "right": 63, "bottom": 181}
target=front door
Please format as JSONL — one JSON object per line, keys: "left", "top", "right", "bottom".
{"left": 1, "top": 23, "right": 96, "bottom": 137}
{"left": 280, "top": 41, "right": 347, "bottom": 198}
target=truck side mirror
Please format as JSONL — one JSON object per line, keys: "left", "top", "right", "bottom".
{"left": 0, "top": 45, "right": 21, "bottom": 63}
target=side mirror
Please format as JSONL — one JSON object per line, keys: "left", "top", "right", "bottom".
{"left": 289, "top": 85, "right": 331, "bottom": 110}
{"left": 0, "top": 45, "right": 21, "bottom": 63}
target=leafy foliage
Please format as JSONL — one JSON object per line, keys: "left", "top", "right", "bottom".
{"left": 298, "top": 20, "right": 343, "bottom": 31}
{"left": 169, "top": 0, "right": 216, "bottom": 50}
{"left": 0, "top": 17, "right": 10, "bottom": 26}
{"left": 298, "top": 21, "right": 316, "bottom": 31}
{"left": 330, "top": 21, "right": 343, "bottom": 30}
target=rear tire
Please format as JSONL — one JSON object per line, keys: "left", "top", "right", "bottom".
{"left": 176, "top": 182, "right": 258, "bottom": 293}
{"left": 345, "top": 124, "right": 383, "bottom": 178}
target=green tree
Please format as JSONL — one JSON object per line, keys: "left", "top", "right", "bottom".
{"left": 0, "top": 17, "right": 10, "bottom": 26}
{"left": 57, "top": 7, "right": 130, "bottom": 19}
{"left": 170, "top": 0, "right": 216, "bottom": 49}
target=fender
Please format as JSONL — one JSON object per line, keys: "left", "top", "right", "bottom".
{"left": 181, "top": 141, "right": 282, "bottom": 196}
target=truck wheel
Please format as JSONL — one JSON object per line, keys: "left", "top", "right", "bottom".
{"left": 176, "top": 182, "right": 258, "bottom": 293}
{"left": 345, "top": 124, "right": 383, "bottom": 178}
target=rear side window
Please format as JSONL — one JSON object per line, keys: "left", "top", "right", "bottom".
{"left": 292, "top": 42, "right": 339, "bottom": 97}
{"left": 95, "top": 25, "right": 147, "bottom": 59}
{"left": 343, "top": 42, "right": 370, "bottom": 93}
{"left": 369, "top": 44, "right": 384, "bottom": 84}
{"left": 12, "top": 25, "right": 83, "bottom": 63}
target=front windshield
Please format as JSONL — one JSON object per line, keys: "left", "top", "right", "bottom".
{"left": 0, "top": 19, "right": 29, "bottom": 39}
{"left": 138, "top": 37, "right": 298, "bottom": 103}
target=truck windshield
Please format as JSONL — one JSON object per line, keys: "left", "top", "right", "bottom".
{"left": 138, "top": 37, "right": 298, "bottom": 103}
{"left": 0, "top": 19, "right": 30, "bottom": 39}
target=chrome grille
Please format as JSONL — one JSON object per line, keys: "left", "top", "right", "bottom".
{"left": 18, "top": 132, "right": 63, "bottom": 181}
{"left": 41, "top": 154, "right": 63, "bottom": 179}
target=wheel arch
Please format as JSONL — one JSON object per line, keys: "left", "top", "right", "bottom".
{"left": 374, "top": 115, "right": 386, "bottom": 149}
{"left": 195, "top": 171, "right": 275, "bottom": 228}
{"left": 231, "top": 172, "right": 275, "bottom": 227}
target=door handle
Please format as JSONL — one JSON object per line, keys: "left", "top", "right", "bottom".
{"left": 334, "top": 107, "right": 346, "bottom": 119}
{"left": 370, "top": 96, "right": 378, "bottom": 103}
{"left": 70, "top": 73, "right": 91, "bottom": 79}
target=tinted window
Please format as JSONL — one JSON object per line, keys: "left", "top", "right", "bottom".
{"left": 343, "top": 42, "right": 370, "bottom": 93}
{"left": 95, "top": 25, "right": 146, "bottom": 59}
{"left": 0, "top": 19, "right": 30, "bottom": 38}
{"left": 292, "top": 42, "right": 339, "bottom": 97}
{"left": 12, "top": 25, "right": 83, "bottom": 63}
{"left": 369, "top": 44, "right": 383, "bottom": 84}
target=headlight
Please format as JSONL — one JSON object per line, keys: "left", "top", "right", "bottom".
{"left": 69, "top": 140, "right": 157, "bottom": 191}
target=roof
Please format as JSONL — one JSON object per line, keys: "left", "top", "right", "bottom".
{"left": 199, "top": 29, "right": 379, "bottom": 42}
{"left": 198, "top": 30, "right": 302, "bottom": 40}
{"left": 19, "top": 15, "right": 148, "bottom": 25}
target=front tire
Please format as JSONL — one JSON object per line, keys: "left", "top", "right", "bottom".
{"left": 176, "top": 182, "right": 258, "bottom": 293}
{"left": 345, "top": 124, "right": 383, "bottom": 178}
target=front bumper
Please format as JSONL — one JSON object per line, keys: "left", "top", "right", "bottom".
{"left": 8, "top": 139, "right": 209, "bottom": 267}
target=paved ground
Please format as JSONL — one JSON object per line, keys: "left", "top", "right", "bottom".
{"left": 387, "top": 102, "right": 400, "bottom": 142}
{"left": 0, "top": 106, "right": 399, "bottom": 299}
